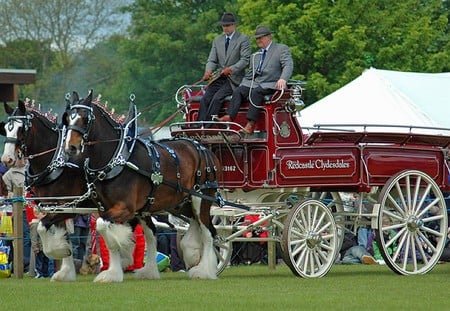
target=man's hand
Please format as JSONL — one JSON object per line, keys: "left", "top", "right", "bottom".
{"left": 220, "top": 67, "right": 232, "bottom": 76}
{"left": 202, "top": 70, "right": 213, "bottom": 81}
{"left": 275, "top": 79, "right": 287, "bottom": 90}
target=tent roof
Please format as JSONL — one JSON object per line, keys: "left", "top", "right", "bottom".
{"left": 298, "top": 68, "right": 450, "bottom": 134}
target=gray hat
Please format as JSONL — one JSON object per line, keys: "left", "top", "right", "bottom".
{"left": 218, "top": 13, "right": 237, "bottom": 25}
{"left": 253, "top": 25, "right": 274, "bottom": 38}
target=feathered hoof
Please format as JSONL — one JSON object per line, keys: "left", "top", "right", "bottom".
{"left": 188, "top": 265, "right": 217, "bottom": 280}
{"left": 134, "top": 266, "right": 161, "bottom": 280}
{"left": 93, "top": 270, "right": 124, "bottom": 283}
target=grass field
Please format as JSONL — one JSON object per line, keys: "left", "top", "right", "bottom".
{"left": 2, "top": 263, "right": 449, "bottom": 311}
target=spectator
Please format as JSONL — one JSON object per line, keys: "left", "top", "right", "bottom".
{"left": 196, "top": 12, "right": 251, "bottom": 124}
{"left": 0, "top": 162, "right": 8, "bottom": 196}
{"left": 232, "top": 214, "right": 268, "bottom": 265}
{"left": 154, "top": 215, "right": 185, "bottom": 272}
{"left": 2, "top": 157, "right": 31, "bottom": 273}
{"left": 71, "top": 214, "right": 90, "bottom": 262}
{"left": 369, "top": 216, "right": 398, "bottom": 265}
{"left": 29, "top": 208, "right": 51, "bottom": 278}
{"left": 217, "top": 25, "right": 293, "bottom": 135}
{"left": 339, "top": 228, "right": 378, "bottom": 265}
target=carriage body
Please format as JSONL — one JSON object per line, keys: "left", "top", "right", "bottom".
{"left": 171, "top": 81, "right": 449, "bottom": 277}
{"left": 171, "top": 83, "right": 450, "bottom": 193}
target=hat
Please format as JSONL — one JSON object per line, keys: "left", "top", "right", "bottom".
{"left": 253, "top": 25, "right": 274, "bottom": 38}
{"left": 219, "top": 13, "right": 236, "bottom": 25}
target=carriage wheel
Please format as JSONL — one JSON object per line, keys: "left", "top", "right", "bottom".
{"left": 211, "top": 213, "right": 233, "bottom": 275}
{"left": 310, "top": 192, "right": 345, "bottom": 254}
{"left": 376, "top": 170, "right": 448, "bottom": 275}
{"left": 281, "top": 199, "right": 338, "bottom": 278}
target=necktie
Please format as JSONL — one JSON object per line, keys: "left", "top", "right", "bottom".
{"left": 225, "top": 37, "right": 230, "bottom": 53}
{"left": 256, "top": 49, "right": 266, "bottom": 73}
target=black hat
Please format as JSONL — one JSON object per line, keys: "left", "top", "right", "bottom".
{"left": 219, "top": 13, "right": 237, "bottom": 25}
{"left": 253, "top": 25, "right": 274, "bottom": 38}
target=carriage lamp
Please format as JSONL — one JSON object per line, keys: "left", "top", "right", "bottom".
{"left": 285, "top": 84, "right": 305, "bottom": 113}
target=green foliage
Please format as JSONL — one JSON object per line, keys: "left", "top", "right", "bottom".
{"left": 0, "top": 0, "right": 448, "bottom": 120}
{"left": 119, "top": 0, "right": 239, "bottom": 125}
{"left": 238, "top": 0, "right": 449, "bottom": 105}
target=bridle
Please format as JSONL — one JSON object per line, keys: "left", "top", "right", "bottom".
{"left": 5, "top": 108, "right": 74, "bottom": 187}
{"left": 66, "top": 103, "right": 95, "bottom": 141}
{"left": 4, "top": 109, "right": 34, "bottom": 158}
{"left": 66, "top": 100, "right": 135, "bottom": 182}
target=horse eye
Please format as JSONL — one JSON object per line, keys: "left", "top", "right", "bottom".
{"left": 70, "top": 109, "right": 78, "bottom": 119}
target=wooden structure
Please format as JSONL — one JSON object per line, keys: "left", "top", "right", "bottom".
{"left": 0, "top": 69, "right": 36, "bottom": 102}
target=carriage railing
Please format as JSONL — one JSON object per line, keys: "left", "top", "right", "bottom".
{"left": 308, "top": 123, "right": 450, "bottom": 134}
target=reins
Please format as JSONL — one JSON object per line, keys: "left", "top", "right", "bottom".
{"left": 27, "top": 147, "right": 58, "bottom": 160}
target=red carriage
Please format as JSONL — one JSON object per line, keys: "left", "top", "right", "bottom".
{"left": 170, "top": 80, "right": 449, "bottom": 277}
{"left": 2, "top": 81, "right": 448, "bottom": 282}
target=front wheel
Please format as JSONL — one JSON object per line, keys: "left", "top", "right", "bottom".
{"left": 281, "top": 199, "right": 338, "bottom": 278}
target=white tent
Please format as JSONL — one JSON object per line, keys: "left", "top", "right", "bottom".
{"left": 298, "top": 68, "right": 450, "bottom": 134}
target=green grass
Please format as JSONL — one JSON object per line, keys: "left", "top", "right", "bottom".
{"left": 2, "top": 263, "right": 449, "bottom": 310}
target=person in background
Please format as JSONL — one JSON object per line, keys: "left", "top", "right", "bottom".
{"left": 196, "top": 12, "right": 251, "bottom": 124}
{"left": 29, "top": 207, "right": 50, "bottom": 278}
{"left": 217, "top": 25, "right": 293, "bottom": 135}
{"left": 2, "top": 157, "right": 31, "bottom": 273}
{"left": 71, "top": 214, "right": 90, "bottom": 263}
{"left": 0, "top": 162, "right": 9, "bottom": 196}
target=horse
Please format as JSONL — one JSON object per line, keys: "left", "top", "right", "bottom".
{"left": 63, "top": 90, "right": 221, "bottom": 282}
{"left": 0, "top": 100, "right": 93, "bottom": 282}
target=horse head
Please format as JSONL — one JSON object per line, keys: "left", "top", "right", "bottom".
{"left": 1, "top": 100, "right": 32, "bottom": 168}
{"left": 63, "top": 90, "right": 94, "bottom": 156}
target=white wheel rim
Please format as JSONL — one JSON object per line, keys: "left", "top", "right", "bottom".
{"left": 284, "top": 199, "right": 338, "bottom": 278}
{"left": 378, "top": 170, "right": 448, "bottom": 275}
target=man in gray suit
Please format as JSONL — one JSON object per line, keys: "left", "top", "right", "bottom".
{"left": 197, "top": 13, "right": 251, "bottom": 123}
{"left": 218, "top": 25, "right": 294, "bottom": 135}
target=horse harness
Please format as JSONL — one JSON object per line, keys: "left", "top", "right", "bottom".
{"left": 73, "top": 102, "right": 220, "bottom": 213}
{"left": 5, "top": 109, "right": 77, "bottom": 188}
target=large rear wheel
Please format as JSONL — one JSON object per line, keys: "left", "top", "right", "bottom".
{"left": 376, "top": 170, "right": 448, "bottom": 275}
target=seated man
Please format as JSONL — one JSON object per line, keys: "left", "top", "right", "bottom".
{"left": 217, "top": 25, "right": 293, "bottom": 135}
{"left": 196, "top": 13, "right": 250, "bottom": 124}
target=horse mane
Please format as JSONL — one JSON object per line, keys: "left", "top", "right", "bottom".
{"left": 24, "top": 98, "right": 58, "bottom": 124}
{"left": 91, "top": 94, "right": 126, "bottom": 125}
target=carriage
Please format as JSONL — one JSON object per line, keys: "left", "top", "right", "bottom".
{"left": 1, "top": 80, "right": 448, "bottom": 282}
{"left": 169, "top": 80, "right": 449, "bottom": 277}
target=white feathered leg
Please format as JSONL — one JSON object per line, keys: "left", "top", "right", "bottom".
{"left": 180, "top": 220, "right": 202, "bottom": 269}
{"left": 183, "top": 196, "right": 217, "bottom": 279}
{"left": 93, "top": 217, "right": 135, "bottom": 283}
{"left": 38, "top": 222, "right": 72, "bottom": 259}
{"left": 134, "top": 219, "right": 160, "bottom": 279}
{"left": 51, "top": 256, "right": 76, "bottom": 282}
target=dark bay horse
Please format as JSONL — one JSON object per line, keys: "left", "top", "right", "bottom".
{"left": 63, "top": 91, "right": 221, "bottom": 282}
{"left": 0, "top": 100, "right": 93, "bottom": 281}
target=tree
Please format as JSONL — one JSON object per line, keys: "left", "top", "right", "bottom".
{"left": 0, "top": 0, "right": 131, "bottom": 110}
{"left": 238, "top": 0, "right": 449, "bottom": 105}
{"left": 0, "top": 0, "right": 128, "bottom": 68}
{"left": 120, "top": 0, "right": 239, "bottom": 124}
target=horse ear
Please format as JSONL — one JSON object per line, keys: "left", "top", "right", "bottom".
{"left": 18, "top": 100, "right": 26, "bottom": 113}
{"left": 61, "top": 111, "right": 69, "bottom": 127}
{"left": 4, "top": 102, "right": 13, "bottom": 115}
{"left": 0, "top": 122, "right": 6, "bottom": 136}
{"left": 86, "top": 89, "right": 93, "bottom": 104}
{"left": 72, "top": 91, "right": 79, "bottom": 104}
